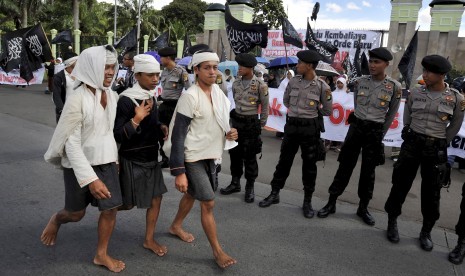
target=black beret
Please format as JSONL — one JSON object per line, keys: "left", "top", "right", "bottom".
{"left": 368, "top": 47, "right": 392, "bottom": 61}
{"left": 158, "top": 47, "right": 176, "bottom": 57}
{"left": 421, "top": 55, "right": 451, "bottom": 74}
{"left": 296, "top": 50, "right": 321, "bottom": 63}
{"left": 188, "top": 44, "right": 212, "bottom": 55}
{"left": 235, "top": 53, "right": 257, "bottom": 67}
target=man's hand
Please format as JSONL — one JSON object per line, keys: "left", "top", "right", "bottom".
{"left": 89, "top": 179, "right": 111, "bottom": 200}
{"left": 175, "top": 174, "right": 188, "bottom": 193}
{"left": 226, "top": 128, "right": 238, "bottom": 141}
{"left": 133, "top": 99, "right": 152, "bottom": 125}
{"left": 160, "top": 124, "right": 169, "bottom": 140}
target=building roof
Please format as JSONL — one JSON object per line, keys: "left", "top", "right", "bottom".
{"left": 206, "top": 3, "right": 225, "bottom": 12}
{"left": 229, "top": 0, "right": 254, "bottom": 7}
{"left": 429, "top": 0, "right": 465, "bottom": 7}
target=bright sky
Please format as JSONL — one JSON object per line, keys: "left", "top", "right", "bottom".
{"left": 98, "top": 0, "right": 465, "bottom": 36}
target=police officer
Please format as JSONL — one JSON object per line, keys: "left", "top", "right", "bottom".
{"left": 318, "top": 47, "right": 401, "bottom": 226}
{"left": 158, "top": 47, "right": 191, "bottom": 167}
{"left": 449, "top": 183, "right": 465, "bottom": 264}
{"left": 384, "top": 55, "right": 465, "bottom": 251}
{"left": 258, "top": 50, "right": 332, "bottom": 218}
{"left": 220, "top": 53, "right": 269, "bottom": 203}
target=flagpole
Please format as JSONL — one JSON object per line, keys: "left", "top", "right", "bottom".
{"left": 136, "top": 0, "right": 142, "bottom": 54}
{"left": 114, "top": 0, "right": 117, "bottom": 42}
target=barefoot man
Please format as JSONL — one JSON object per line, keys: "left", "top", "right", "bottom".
{"left": 114, "top": 54, "right": 168, "bottom": 256}
{"left": 41, "top": 45, "right": 125, "bottom": 272}
{"left": 168, "top": 49, "right": 238, "bottom": 268}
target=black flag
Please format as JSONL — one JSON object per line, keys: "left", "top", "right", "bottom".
{"left": 51, "top": 30, "right": 72, "bottom": 44}
{"left": 311, "top": 2, "right": 320, "bottom": 21}
{"left": 305, "top": 20, "right": 338, "bottom": 63}
{"left": 398, "top": 30, "right": 418, "bottom": 90}
{"left": 182, "top": 32, "right": 191, "bottom": 58}
{"left": 225, "top": 3, "right": 268, "bottom": 54}
{"left": 361, "top": 51, "right": 369, "bottom": 75}
{"left": 0, "top": 23, "right": 52, "bottom": 82}
{"left": 153, "top": 31, "right": 170, "bottom": 50}
{"left": 282, "top": 18, "right": 303, "bottom": 49}
{"left": 220, "top": 37, "right": 227, "bottom": 62}
{"left": 353, "top": 39, "right": 362, "bottom": 77}
{"left": 114, "top": 27, "right": 137, "bottom": 49}
{"left": 342, "top": 52, "right": 353, "bottom": 77}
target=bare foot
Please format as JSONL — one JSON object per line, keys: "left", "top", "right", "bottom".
{"left": 169, "top": 226, "right": 195, "bottom": 243}
{"left": 40, "top": 214, "right": 61, "bottom": 246}
{"left": 214, "top": 251, "right": 237, "bottom": 269}
{"left": 143, "top": 240, "right": 168, "bottom": 256}
{"left": 93, "top": 255, "right": 125, "bottom": 273}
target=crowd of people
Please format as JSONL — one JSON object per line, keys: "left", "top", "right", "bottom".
{"left": 39, "top": 43, "right": 465, "bottom": 273}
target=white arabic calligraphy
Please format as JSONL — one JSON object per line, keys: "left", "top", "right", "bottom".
{"left": 7, "top": 37, "right": 23, "bottom": 62}
{"left": 26, "top": 35, "right": 43, "bottom": 57}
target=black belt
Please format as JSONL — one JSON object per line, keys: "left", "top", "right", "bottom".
{"left": 287, "top": 116, "right": 318, "bottom": 126}
{"left": 231, "top": 110, "right": 259, "bottom": 122}
{"left": 411, "top": 130, "right": 447, "bottom": 147}
{"left": 353, "top": 116, "right": 383, "bottom": 129}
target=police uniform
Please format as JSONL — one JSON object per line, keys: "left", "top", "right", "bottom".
{"left": 259, "top": 50, "right": 332, "bottom": 218}
{"left": 384, "top": 55, "right": 464, "bottom": 251}
{"left": 220, "top": 53, "right": 269, "bottom": 203}
{"left": 158, "top": 47, "right": 191, "bottom": 125}
{"left": 318, "top": 47, "right": 402, "bottom": 226}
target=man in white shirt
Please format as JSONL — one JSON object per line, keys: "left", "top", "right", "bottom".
{"left": 168, "top": 49, "right": 238, "bottom": 269}
{"left": 41, "top": 45, "right": 125, "bottom": 273}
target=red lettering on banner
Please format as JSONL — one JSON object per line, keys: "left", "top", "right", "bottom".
{"left": 329, "top": 103, "right": 354, "bottom": 125}
{"left": 390, "top": 112, "right": 399, "bottom": 129}
{"left": 269, "top": 98, "right": 282, "bottom": 116}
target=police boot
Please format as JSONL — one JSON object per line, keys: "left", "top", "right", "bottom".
{"left": 356, "top": 200, "right": 375, "bottom": 226}
{"left": 259, "top": 189, "right": 280, "bottom": 208}
{"left": 386, "top": 215, "right": 400, "bottom": 243}
{"left": 419, "top": 222, "right": 434, "bottom": 251}
{"left": 317, "top": 195, "right": 337, "bottom": 218}
{"left": 302, "top": 192, "right": 314, "bottom": 218}
{"left": 244, "top": 180, "right": 255, "bottom": 203}
{"left": 449, "top": 236, "right": 465, "bottom": 265}
{"left": 220, "top": 176, "right": 241, "bottom": 195}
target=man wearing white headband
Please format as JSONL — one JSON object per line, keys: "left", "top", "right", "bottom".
{"left": 52, "top": 51, "right": 78, "bottom": 122}
{"left": 114, "top": 54, "right": 168, "bottom": 257}
{"left": 169, "top": 50, "right": 238, "bottom": 268}
{"left": 42, "top": 45, "right": 125, "bottom": 272}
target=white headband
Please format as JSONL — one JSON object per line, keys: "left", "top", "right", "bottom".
{"left": 188, "top": 52, "right": 219, "bottom": 70}
{"left": 133, "top": 54, "right": 160, "bottom": 73}
{"left": 64, "top": 56, "right": 78, "bottom": 68}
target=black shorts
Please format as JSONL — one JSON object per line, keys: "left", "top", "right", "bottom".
{"left": 63, "top": 163, "right": 123, "bottom": 212}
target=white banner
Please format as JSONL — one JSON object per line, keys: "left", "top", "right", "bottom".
{"left": 0, "top": 66, "right": 45, "bottom": 85}
{"left": 448, "top": 124, "right": 465, "bottom": 158}
{"left": 262, "top": 29, "right": 382, "bottom": 70}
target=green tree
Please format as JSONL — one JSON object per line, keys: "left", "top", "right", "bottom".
{"left": 250, "top": 0, "right": 286, "bottom": 29}
{"left": 160, "top": 0, "right": 208, "bottom": 35}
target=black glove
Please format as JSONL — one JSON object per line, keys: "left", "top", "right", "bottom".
{"left": 401, "top": 125, "right": 411, "bottom": 140}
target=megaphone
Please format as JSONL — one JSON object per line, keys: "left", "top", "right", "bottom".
{"left": 391, "top": 43, "right": 403, "bottom": 53}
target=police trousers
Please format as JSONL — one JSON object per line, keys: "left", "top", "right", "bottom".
{"left": 229, "top": 111, "right": 262, "bottom": 181}
{"left": 270, "top": 117, "right": 320, "bottom": 193}
{"left": 328, "top": 118, "right": 384, "bottom": 202}
{"left": 456, "top": 183, "right": 465, "bottom": 237}
{"left": 384, "top": 132, "right": 447, "bottom": 223}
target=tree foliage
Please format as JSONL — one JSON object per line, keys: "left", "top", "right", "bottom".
{"left": 250, "top": 0, "right": 286, "bottom": 29}
{"left": 160, "top": 0, "right": 208, "bottom": 35}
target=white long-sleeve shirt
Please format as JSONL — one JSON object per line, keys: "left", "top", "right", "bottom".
{"left": 60, "top": 85, "right": 119, "bottom": 187}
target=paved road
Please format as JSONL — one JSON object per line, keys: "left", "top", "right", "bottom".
{"left": 1, "top": 83, "right": 464, "bottom": 275}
